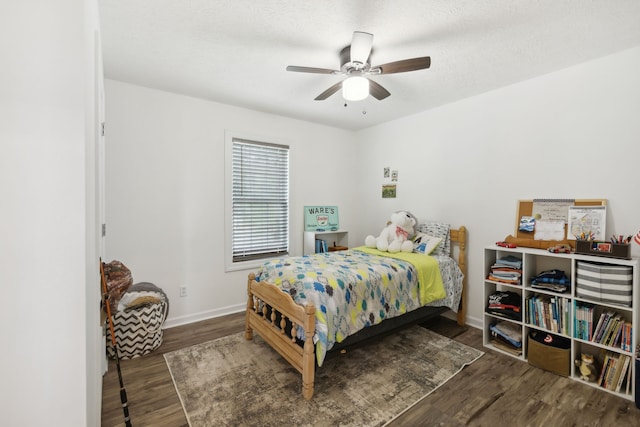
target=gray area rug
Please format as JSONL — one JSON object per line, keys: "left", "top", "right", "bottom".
{"left": 164, "top": 325, "right": 483, "bottom": 427}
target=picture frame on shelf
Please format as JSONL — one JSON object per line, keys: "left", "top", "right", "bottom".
{"left": 304, "top": 206, "right": 339, "bottom": 231}
{"left": 567, "top": 205, "right": 607, "bottom": 241}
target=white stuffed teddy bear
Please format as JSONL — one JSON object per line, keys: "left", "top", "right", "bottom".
{"left": 365, "top": 211, "right": 418, "bottom": 253}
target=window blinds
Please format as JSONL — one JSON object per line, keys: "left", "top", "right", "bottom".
{"left": 231, "top": 138, "right": 289, "bottom": 262}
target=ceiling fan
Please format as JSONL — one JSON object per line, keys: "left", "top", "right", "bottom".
{"left": 286, "top": 31, "right": 431, "bottom": 101}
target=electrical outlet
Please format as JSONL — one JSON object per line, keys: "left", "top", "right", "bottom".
{"left": 180, "top": 286, "right": 188, "bottom": 297}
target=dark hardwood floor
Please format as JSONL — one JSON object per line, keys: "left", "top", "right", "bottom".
{"left": 102, "top": 313, "right": 640, "bottom": 426}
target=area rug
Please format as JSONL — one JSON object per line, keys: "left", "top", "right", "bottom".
{"left": 164, "top": 325, "right": 483, "bottom": 427}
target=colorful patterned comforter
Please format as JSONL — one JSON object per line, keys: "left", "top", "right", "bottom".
{"left": 254, "top": 247, "right": 463, "bottom": 365}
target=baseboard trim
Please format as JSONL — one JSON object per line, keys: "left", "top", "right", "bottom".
{"left": 441, "top": 311, "right": 482, "bottom": 330}
{"left": 164, "top": 304, "right": 483, "bottom": 332}
{"left": 163, "top": 303, "right": 245, "bottom": 329}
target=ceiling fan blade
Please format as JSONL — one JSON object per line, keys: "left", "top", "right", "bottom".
{"left": 374, "top": 56, "right": 431, "bottom": 74}
{"left": 368, "top": 79, "right": 390, "bottom": 100}
{"left": 350, "top": 31, "right": 373, "bottom": 64}
{"left": 314, "top": 81, "right": 343, "bottom": 100}
{"left": 286, "top": 65, "right": 338, "bottom": 74}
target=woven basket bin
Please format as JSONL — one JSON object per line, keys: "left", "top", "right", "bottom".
{"left": 107, "top": 299, "right": 168, "bottom": 360}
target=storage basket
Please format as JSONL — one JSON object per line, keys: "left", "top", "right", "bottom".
{"left": 576, "top": 261, "right": 632, "bottom": 307}
{"left": 107, "top": 283, "right": 168, "bottom": 360}
{"left": 527, "top": 331, "right": 570, "bottom": 376}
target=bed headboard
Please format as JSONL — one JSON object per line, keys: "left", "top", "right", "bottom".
{"left": 449, "top": 225, "right": 467, "bottom": 326}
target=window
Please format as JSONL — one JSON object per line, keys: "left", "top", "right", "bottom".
{"left": 228, "top": 137, "right": 289, "bottom": 265}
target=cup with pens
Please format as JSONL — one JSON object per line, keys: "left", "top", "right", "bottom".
{"left": 610, "top": 234, "right": 633, "bottom": 245}
{"left": 574, "top": 231, "right": 596, "bottom": 241}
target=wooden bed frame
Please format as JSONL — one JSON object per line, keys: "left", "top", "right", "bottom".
{"left": 245, "top": 225, "right": 467, "bottom": 400}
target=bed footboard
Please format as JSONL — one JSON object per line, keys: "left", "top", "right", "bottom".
{"left": 245, "top": 273, "right": 316, "bottom": 400}
{"left": 450, "top": 225, "right": 467, "bottom": 326}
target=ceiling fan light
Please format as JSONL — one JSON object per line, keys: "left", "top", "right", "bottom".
{"left": 342, "top": 76, "right": 369, "bottom": 101}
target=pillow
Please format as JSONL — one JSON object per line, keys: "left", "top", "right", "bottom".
{"left": 413, "top": 233, "right": 443, "bottom": 255}
{"left": 415, "top": 222, "right": 450, "bottom": 256}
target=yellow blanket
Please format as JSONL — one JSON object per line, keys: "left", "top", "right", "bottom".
{"left": 353, "top": 246, "right": 446, "bottom": 305}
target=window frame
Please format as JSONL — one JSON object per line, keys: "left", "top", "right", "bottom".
{"left": 224, "top": 131, "right": 291, "bottom": 271}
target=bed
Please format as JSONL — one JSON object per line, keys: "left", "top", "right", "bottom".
{"left": 245, "top": 224, "right": 467, "bottom": 400}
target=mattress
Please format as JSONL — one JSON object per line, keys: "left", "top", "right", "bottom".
{"left": 255, "top": 247, "right": 464, "bottom": 365}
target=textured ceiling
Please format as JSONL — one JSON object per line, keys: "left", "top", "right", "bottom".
{"left": 99, "top": 0, "right": 640, "bottom": 130}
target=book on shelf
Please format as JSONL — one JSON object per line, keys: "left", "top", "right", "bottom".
{"left": 610, "top": 321, "right": 623, "bottom": 348}
{"left": 625, "top": 356, "right": 633, "bottom": 395}
{"left": 591, "top": 311, "right": 614, "bottom": 343}
{"left": 603, "top": 316, "right": 621, "bottom": 346}
{"left": 526, "top": 295, "right": 569, "bottom": 334}
{"left": 563, "top": 299, "right": 569, "bottom": 336}
{"left": 592, "top": 311, "right": 612, "bottom": 342}
{"left": 620, "top": 322, "right": 632, "bottom": 351}
{"left": 574, "top": 303, "right": 594, "bottom": 341}
{"left": 597, "top": 352, "right": 632, "bottom": 393}
{"left": 596, "top": 354, "right": 608, "bottom": 386}
{"left": 599, "top": 353, "right": 617, "bottom": 389}
{"left": 599, "top": 312, "right": 616, "bottom": 342}
{"left": 614, "top": 355, "right": 631, "bottom": 393}
{"left": 609, "top": 355, "right": 624, "bottom": 392}
{"left": 590, "top": 311, "right": 628, "bottom": 348}
{"left": 315, "top": 239, "right": 328, "bottom": 253}
{"left": 605, "top": 356, "right": 618, "bottom": 390}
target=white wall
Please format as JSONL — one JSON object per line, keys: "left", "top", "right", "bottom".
{"left": 355, "top": 46, "right": 640, "bottom": 328}
{"left": 104, "top": 80, "right": 358, "bottom": 326}
{"left": 0, "top": 1, "right": 103, "bottom": 425}
{"left": 105, "top": 47, "right": 640, "bottom": 332}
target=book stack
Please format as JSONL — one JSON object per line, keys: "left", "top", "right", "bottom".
{"left": 488, "top": 255, "right": 523, "bottom": 285}
{"left": 590, "top": 311, "right": 633, "bottom": 350}
{"left": 597, "top": 352, "right": 633, "bottom": 394}
{"left": 315, "top": 239, "right": 328, "bottom": 253}
{"left": 526, "top": 295, "right": 569, "bottom": 335}
{"left": 574, "top": 303, "right": 594, "bottom": 341}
